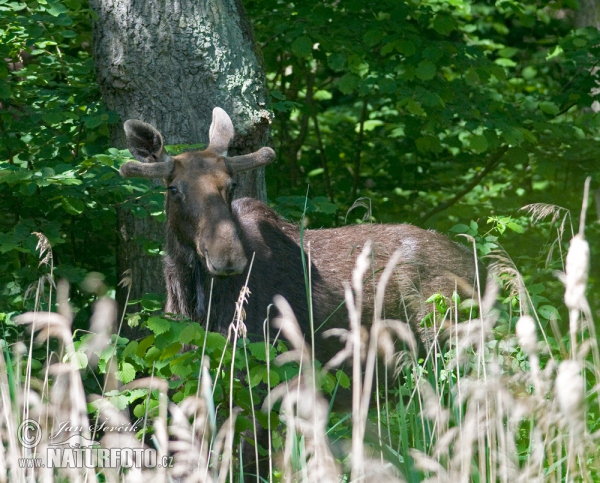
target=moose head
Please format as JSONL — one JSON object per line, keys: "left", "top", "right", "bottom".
{"left": 119, "top": 108, "right": 275, "bottom": 276}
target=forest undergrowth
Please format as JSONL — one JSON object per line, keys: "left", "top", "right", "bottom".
{"left": 1, "top": 184, "right": 599, "bottom": 483}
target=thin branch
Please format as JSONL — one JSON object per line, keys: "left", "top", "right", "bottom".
{"left": 311, "top": 110, "right": 334, "bottom": 203}
{"left": 351, "top": 98, "right": 368, "bottom": 201}
{"left": 307, "top": 62, "right": 334, "bottom": 203}
{"left": 420, "top": 146, "right": 508, "bottom": 223}
{"left": 279, "top": 59, "right": 312, "bottom": 187}
{"left": 0, "top": 109, "right": 14, "bottom": 164}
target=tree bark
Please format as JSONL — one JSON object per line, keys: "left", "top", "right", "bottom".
{"left": 90, "top": 0, "right": 271, "bottom": 309}
{"left": 573, "top": 0, "right": 600, "bottom": 112}
{"left": 574, "top": 0, "right": 600, "bottom": 29}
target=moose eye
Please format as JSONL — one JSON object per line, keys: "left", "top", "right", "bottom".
{"left": 167, "top": 186, "right": 178, "bottom": 195}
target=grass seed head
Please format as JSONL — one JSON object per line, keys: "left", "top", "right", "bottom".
{"left": 515, "top": 315, "right": 538, "bottom": 356}
{"left": 555, "top": 360, "right": 584, "bottom": 427}
{"left": 563, "top": 234, "right": 589, "bottom": 311}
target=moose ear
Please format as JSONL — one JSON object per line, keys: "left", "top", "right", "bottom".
{"left": 124, "top": 120, "right": 171, "bottom": 163}
{"left": 207, "top": 107, "right": 234, "bottom": 156}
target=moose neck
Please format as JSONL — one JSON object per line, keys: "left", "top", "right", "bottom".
{"left": 163, "top": 232, "right": 203, "bottom": 321}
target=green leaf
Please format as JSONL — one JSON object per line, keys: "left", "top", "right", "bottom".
{"left": 547, "top": 45, "right": 563, "bottom": 59}
{"left": 469, "top": 134, "right": 488, "bottom": 154}
{"left": 248, "top": 341, "right": 275, "bottom": 362}
{"left": 327, "top": 52, "right": 346, "bottom": 71}
{"left": 21, "top": 183, "right": 37, "bottom": 196}
{"left": 249, "top": 365, "right": 266, "bottom": 386}
{"left": 378, "top": 77, "right": 397, "bottom": 93}
{"left": 396, "top": 39, "right": 416, "bottom": 57}
{"left": 506, "top": 221, "right": 525, "bottom": 233}
{"left": 314, "top": 198, "right": 338, "bottom": 214}
{"left": 46, "top": 0, "right": 68, "bottom": 16}
{"left": 106, "top": 394, "right": 129, "bottom": 411}
{"left": 490, "top": 65, "right": 507, "bottom": 81}
{"left": 406, "top": 99, "right": 426, "bottom": 116}
{"left": 362, "top": 120, "right": 383, "bottom": 131}
{"left": 94, "top": 154, "right": 114, "bottom": 166}
{"left": 171, "top": 363, "right": 192, "bottom": 379}
{"left": 501, "top": 127, "right": 524, "bottom": 146}
{"left": 538, "top": 305, "right": 561, "bottom": 320}
{"left": 0, "top": 234, "right": 19, "bottom": 253}
{"left": 337, "top": 73, "right": 360, "bottom": 94}
{"left": 179, "top": 324, "right": 200, "bottom": 344}
{"left": 415, "top": 60, "right": 436, "bottom": 81}
{"left": 136, "top": 336, "right": 155, "bottom": 357}
{"left": 363, "top": 29, "right": 384, "bottom": 46}
{"left": 336, "top": 370, "right": 350, "bottom": 389}
{"left": 159, "top": 342, "right": 182, "bottom": 359}
{"left": 270, "top": 90, "right": 285, "bottom": 100}
{"left": 415, "top": 135, "right": 442, "bottom": 153}
{"left": 145, "top": 347, "right": 161, "bottom": 363}
{"left": 313, "top": 89, "right": 332, "bottom": 100}
{"left": 122, "top": 341, "right": 138, "bottom": 359}
{"left": 127, "top": 314, "right": 141, "bottom": 328}
{"left": 495, "top": 58, "right": 516, "bottom": 67}
{"left": 147, "top": 316, "right": 171, "bottom": 335}
{"left": 0, "top": 82, "right": 12, "bottom": 99}
{"left": 42, "top": 112, "right": 64, "bottom": 125}
{"left": 450, "top": 224, "right": 470, "bottom": 234}
{"left": 522, "top": 66, "right": 537, "bottom": 80}
{"left": 498, "top": 47, "right": 518, "bottom": 58}
{"left": 67, "top": 351, "right": 88, "bottom": 369}
{"left": 539, "top": 101, "right": 559, "bottom": 116}
{"left": 116, "top": 362, "right": 136, "bottom": 384}
{"left": 381, "top": 40, "right": 396, "bottom": 56}
{"left": 465, "top": 68, "right": 480, "bottom": 86}
{"left": 141, "top": 293, "right": 163, "bottom": 311}
{"left": 292, "top": 35, "right": 313, "bottom": 58}
{"left": 61, "top": 197, "right": 85, "bottom": 215}
{"left": 433, "top": 15, "right": 456, "bottom": 36}
{"left": 249, "top": 366, "right": 280, "bottom": 387}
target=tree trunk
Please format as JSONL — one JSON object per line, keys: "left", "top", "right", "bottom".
{"left": 574, "top": 0, "right": 600, "bottom": 28}
{"left": 573, "top": 0, "right": 600, "bottom": 112}
{"left": 89, "top": 0, "right": 271, "bottom": 310}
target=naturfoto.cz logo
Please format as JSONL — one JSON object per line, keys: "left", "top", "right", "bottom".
{"left": 17, "top": 419, "right": 173, "bottom": 470}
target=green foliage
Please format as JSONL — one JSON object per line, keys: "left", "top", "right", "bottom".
{"left": 0, "top": 0, "right": 119, "bottom": 316}
{"left": 79, "top": 299, "right": 306, "bottom": 442}
{"left": 248, "top": 0, "right": 600, "bottom": 320}
{"left": 250, "top": 0, "right": 600, "bottom": 214}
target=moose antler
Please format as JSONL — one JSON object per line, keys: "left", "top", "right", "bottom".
{"left": 119, "top": 159, "right": 174, "bottom": 179}
{"left": 225, "top": 147, "right": 276, "bottom": 174}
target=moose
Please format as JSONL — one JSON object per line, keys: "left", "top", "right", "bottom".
{"left": 119, "top": 107, "right": 483, "bottom": 360}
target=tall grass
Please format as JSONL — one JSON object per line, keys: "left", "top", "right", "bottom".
{"left": 1, "top": 187, "right": 599, "bottom": 482}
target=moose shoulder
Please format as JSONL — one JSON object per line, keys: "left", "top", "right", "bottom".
{"left": 119, "top": 107, "right": 483, "bottom": 357}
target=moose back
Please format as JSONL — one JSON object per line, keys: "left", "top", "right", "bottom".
{"left": 120, "top": 107, "right": 483, "bottom": 358}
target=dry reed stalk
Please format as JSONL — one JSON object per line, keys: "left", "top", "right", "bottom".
{"left": 265, "top": 295, "right": 340, "bottom": 482}
{"left": 408, "top": 181, "right": 600, "bottom": 483}
{"left": 344, "top": 241, "right": 371, "bottom": 480}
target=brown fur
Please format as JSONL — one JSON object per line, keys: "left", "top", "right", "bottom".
{"left": 163, "top": 197, "right": 482, "bottom": 358}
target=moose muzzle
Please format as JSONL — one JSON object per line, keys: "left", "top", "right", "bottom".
{"left": 199, "top": 221, "right": 247, "bottom": 277}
